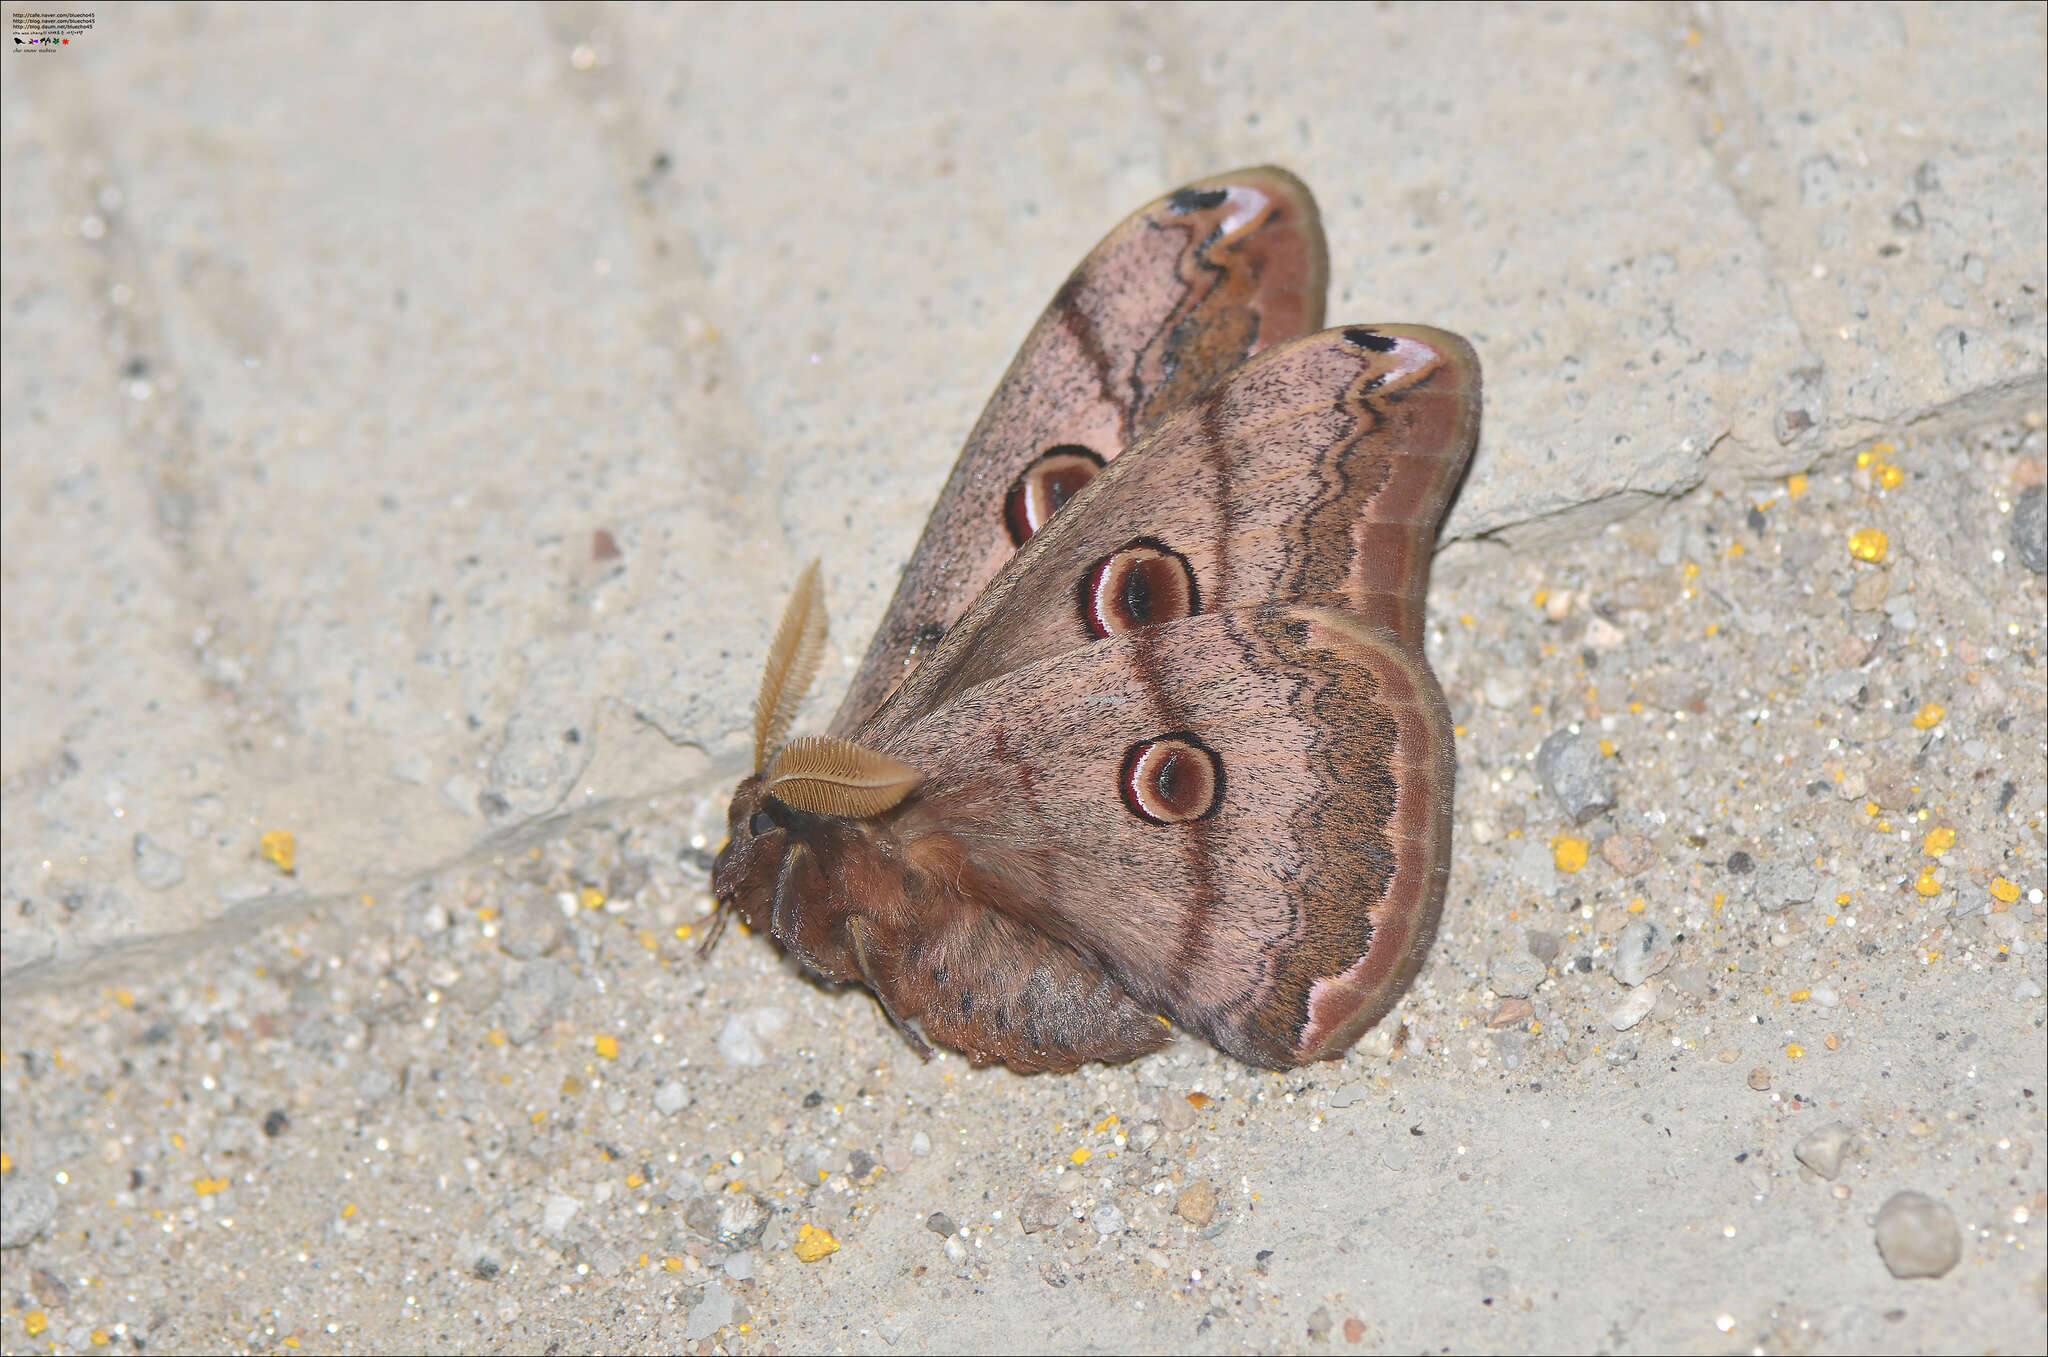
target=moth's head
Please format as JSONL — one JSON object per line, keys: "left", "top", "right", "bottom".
{"left": 710, "top": 774, "right": 783, "bottom": 934}
{"left": 720, "top": 560, "right": 926, "bottom": 972}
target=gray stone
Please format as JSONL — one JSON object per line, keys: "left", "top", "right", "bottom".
{"left": 716, "top": 1192, "right": 770, "bottom": 1248}
{"left": 1019, "top": 1189, "right": 1067, "bottom": 1235}
{"left": 653, "top": 1079, "right": 686, "bottom": 1117}
{"left": 2013, "top": 485, "right": 2046, "bottom": 574}
{"left": 1794, "top": 1121, "right": 1854, "bottom": 1180}
{"left": 1611, "top": 920, "right": 1673, "bottom": 986}
{"left": 1754, "top": 862, "right": 1821, "bottom": 913}
{"left": 497, "top": 884, "right": 564, "bottom": 959}
{"left": 1089, "top": 1203, "right": 1125, "bottom": 1236}
{"left": 716, "top": 1008, "right": 788, "bottom": 1067}
{"left": 1488, "top": 949, "right": 1549, "bottom": 998}
{"left": 1534, "top": 729, "right": 1616, "bottom": 825}
{"left": 1873, "top": 1191, "right": 1962, "bottom": 1278}
{"left": 131, "top": 834, "right": 186, "bottom": 891}
{"left": 499, "top": 960, "right": 575, "bottom": 1045}
{"left": 0, "top": 1177, "right": 57, "bottom": 1248}
{"left": 683, "top": 1282, "right": 738, "bottom": 1341}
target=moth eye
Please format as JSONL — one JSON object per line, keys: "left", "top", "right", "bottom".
{"left": 1119, "top": 733, "right": 1224, "bottom": 826}
{"left": 1005, "top": 445, "right": 1104, "bottom": 545}
{"left": 1081, "top": 538, "right": 1199, "bottom": 637}
{"left": 749, "top": 811, "right": 773, "bottom": 836}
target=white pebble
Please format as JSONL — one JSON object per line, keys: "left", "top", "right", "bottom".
{"left": 1608, "top": 980, "right": 1658, "bottom": 1031}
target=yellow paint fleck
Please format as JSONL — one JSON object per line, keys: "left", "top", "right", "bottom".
{"left": 0, "top": 1152, "right": 10, "bottom": 1174}
{"left": 114, "top": 987, "right": 135, "bottom": 1008}
{"left": 530, "top": 1110, "right": 547, "bottom": 1124}
{"left": 793, "top": 1223, "right": 840, "bottom": 1262}
{"left": 1786, "top": 1044, "right": 1805, "bottom": 1058}
{"left": 1532, "top": 589, "right": 1551, "bottom": 609}
{"left": 1848, "top": 528, "right": 1888, "bottom": 563}
{"left": 1914, "top": 866, "right": 1942, "bottom": 897}
{"left": 638, "top": 928, "right": 659, "bottom": 950}
{"left": 593, "top": 1034, "right": 619, "bottom": 1060}
{"left": 477, "top": 905, "right": 500, "bottom": 922}
{"left": 341, "top": 1202, "right": 358, "bottom": 1219}
{"left": 1453, "top": 725, "right": 1468, "bottom": 738}
{"left": 1790, "top": 989, "right": 1811, "bottom": 1002}
{"left": 675, "top": 923, "right": 695, "bottom": 940}
{"left": 580, "top": 886, "right": 606, "bottom": 910}
{"left": 1598, "top": 738, "right": 1616, "bottom": 757}
{"left": 1187, "top": 1092, "right": 1214, "bottom": 1110}
{"left": 1681, "top": 561, "right": 1700, "bottom": 580}
{"left": 1921, "top": 826, "right": 1955, "bottom": 857}
{"left": 1991, "top": 877, "right": 2020, "bottom": 904}
{"left": 1712, "top": 892, "right": 1726, "bottom": 910}
{"left": 1875, "top": 462, "right": 1904, "bottom": 490}
{"left": 1705, "top": 623, "right": 1720, "bottom": 638}
{"left": 171, "top": 1133, "right": 184, "bottom": 1149}
{"left": 91, "top": 1330, "right": 110, "bottom": 1346}
{"left": 1551, "top": 836, "right": 1589, "bottom": 873}
{"left": 1864, "top": 801, "right": 1880, "bottom": 818}
{"left": 1070, "top": 1147, "right": 1092, "bottom": 1165}
{"left": 24, "top": 1311, "right": 47, "bottom": 1337}
{"left": 1091, "top": 1114, "right": 1118, "bottom": 1134}
{"left": 486, "top": 1028, "right": 507, "bottom": 1047}
{"left": 1836, "top": 892, "right": 1852, "bottom": 905}
{"left": 1912, "top": 702, "right": 1944, "bottom": 730}
{"left": 1459, "top": 613, "right": 1476, "bottom": 628}
{"left": 192, "top": 1176, "right": 229, "bottom": 1196}
{"left": 1786, "top": 473, "right": 1808, "bottom": 497}
{"left": 1628, "top": 701, "right": 1643, "bottom": 714}
{"left": 259, "top": 829, "right": 296, "bottom": 873}
{"left": 664, "top": 1255, "right": 685, "bottom": 1272}
{"left": 1724, "top": 541, "right": 1746, "bottom": 559}
{"left": 1627, "top": 898, "right": 1646, "bottom": 914}
{"left": 626, "top": 1173, "right": 645, "bottom": 1189}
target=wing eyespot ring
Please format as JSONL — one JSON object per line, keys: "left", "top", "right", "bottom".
{"left": 1119, "top": 732, "right": 1224, "bottom": 826}
{"left": 1005, "top": 445, "right": 1104, "bottom": 545}
{"left": 1078, "top": 537, "right": 1200, "bottom": 638}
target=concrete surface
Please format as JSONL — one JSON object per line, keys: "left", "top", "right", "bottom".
{"left": 2, "top": 3, "right": 2042, "bottom": 1352}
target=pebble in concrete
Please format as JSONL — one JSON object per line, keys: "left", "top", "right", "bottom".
{"left": 1534, "top": 729, "right": 1615, "bottom": 824}
{"left": 2012, "top": 485, "right": 2046, "bottom": 573}
{"left": 1489, "top": 949, "right": 1549, "bottom": 997}
{"left": 1611, "top": 920, "right": 1673, "bottom": 986}
{"left": 1874, "top": 1191, "right": 1962, "bottom": 1279}
{"left": 1793, "top": 1121, "right": 1854, "bottom": 1180}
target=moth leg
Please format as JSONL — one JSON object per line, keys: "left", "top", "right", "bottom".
{"left": 849, "top": 918, "right": 934, "bottom": 1061}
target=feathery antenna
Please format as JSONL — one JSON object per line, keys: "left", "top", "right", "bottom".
{"left": 751, "top": 559, "right": 829, "bottom": 771}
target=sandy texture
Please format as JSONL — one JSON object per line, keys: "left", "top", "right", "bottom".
{"left": 3, "top": 5, "right": 2043, "bottom": 1353}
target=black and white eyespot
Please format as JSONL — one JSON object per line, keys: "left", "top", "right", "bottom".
{"left": 1079, "top": 538, "right": 1199, "bottom": 637}
{"left": 1343, "top": 326, "right": 1399, "bottom": 353}
{"left": 1005, "top": 445, "right": 1103, "bottom": 545}
{"left": 1119, "top": 733, "right": 1224, "bottom": 826}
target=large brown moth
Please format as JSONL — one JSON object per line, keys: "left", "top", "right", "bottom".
{"left": 709, "top": 168, "right": 1479, "bottom": 1072}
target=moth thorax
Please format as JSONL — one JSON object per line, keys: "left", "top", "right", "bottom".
{"left": 1005, "top": 445, "right": 1103, "bottom": 545}
{"left": 1119, "top": 733, "right": 1223, "bottom": 825}
{"left": 1082, "top": 538, "right": 1199, "bottom": 637}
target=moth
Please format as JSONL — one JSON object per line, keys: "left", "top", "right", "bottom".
{"left": 709, "top": 167, "right": 1479, "bottom": 1072}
